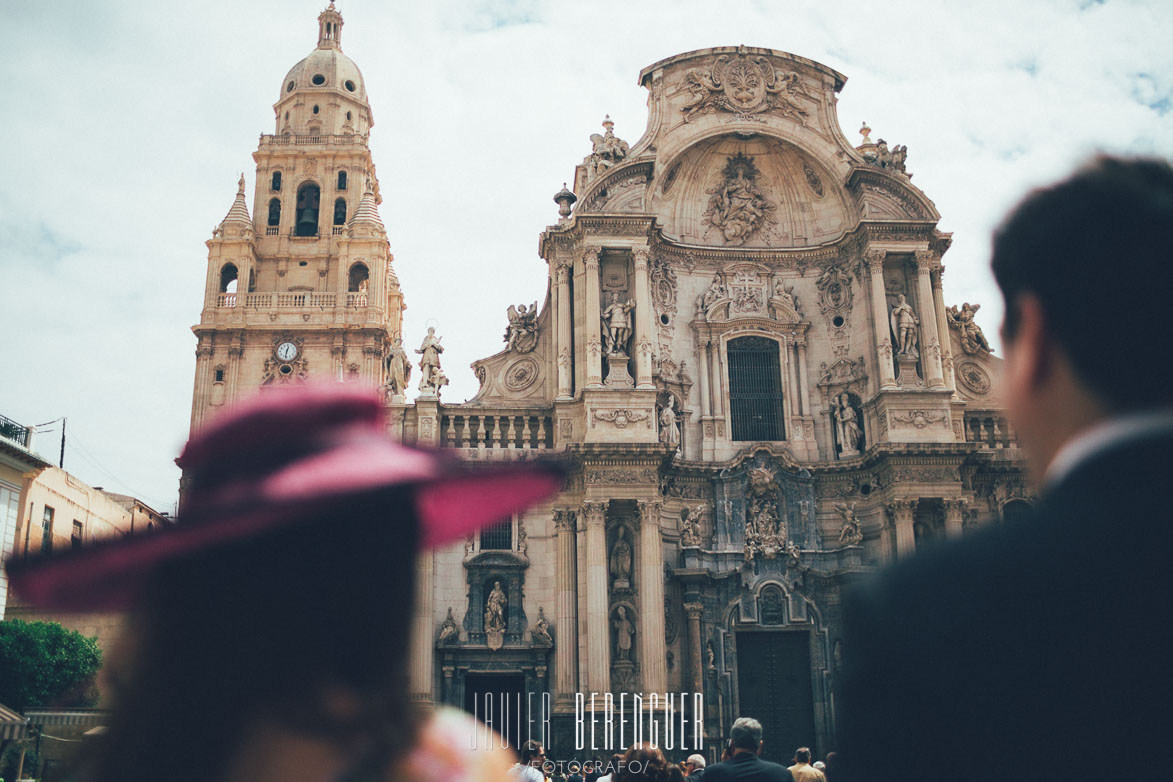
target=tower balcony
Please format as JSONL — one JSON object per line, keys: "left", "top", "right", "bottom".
{"left": 215, "top": 292, "right": 375, "bottom": 309}
{"left": 258, "top": 133, "right": 368, "bottom": 148}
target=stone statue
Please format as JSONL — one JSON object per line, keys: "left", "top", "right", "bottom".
{"left": 438, "top": 607, "right": 459, "bottom": 645}
{"left": 659, "top": 396, "right": 680, "bottom": 449}
{"left": 835, "top": 502, "right": 864, "bottom": 546}
{"left": 484, "top": 580, "right": 507, "bottom": 633}
{"left": 610, "top": 527, "right": 633, "bottom": 589}
{"left": 383, "top": 335, "right": 411, "bottom": 399}
{"left": 703, "top": 153, "right": 776, "bottom": 246}
{"left": 890, "top": 294, "right": 920, "bottom": 357}
{"left": 587, "top": 115, "right": 629, "bottom": 178}
{"left": 947, "top": 302, "right": 992, "bottom": 355}
{"left": 504, "top": 301, "right": 539, "bottom": 353}
{"left": 681, "top": 505, "right": 703, "bottom": 547}
{"left": 601, "top": 291, "right": 635, "bottom": 356}
{"left": 531, "top": 607, "right": 552, "bottom": 647}
{"left": 613, "top": 606, "right": 634, "bottom": 661}
{"left": 834, "top": 393, "right": 863, "bottom": 457}
{"left": 699, "top": 272, "right": 727, "bottom": 312}
{"left": 706, "top": 641, "right": 716, "bottom": 669}
{"left": 416, "top": 327, "right": 445, "bottom": 393}
{"left": 891, "top": 144, "right": 908, "bottom": 173}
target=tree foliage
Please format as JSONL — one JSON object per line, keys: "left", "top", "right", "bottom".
{"left": 0, "top": 619, "right": 102, "bottom": 711}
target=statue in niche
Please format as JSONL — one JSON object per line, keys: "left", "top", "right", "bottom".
{"left": 707, "top": 641, "right": 716, "bottom": 670}
{"left": 383, "top": 335, "right": 411, "bottom": 399}
{"left": 833, "top": 393, "right": 863, "bottom": 458}
{"left": 698, "top": 272, "right": 727, "bottom": 312}
{"left": 416, "top": 327, "right": 446, "bottom": 393}
{"left": 703, "top": 153, "right": 776, "bottom": 246}
{"left": 681, "top": 505, "right": 703, "bottom": 547}
{"left": 587, "top": 115, "right": 630, "bottom": 178}
{"left": 836, "top": 502, "right": 864, "bottom": 546}
{"left": 601, "top": 291, "right": 635, "bottom": 356}
{"left": 610, "top": 527, "right": 633, "bottom": 589}
{"left": 659, "top": 396, "right": 680, "bottom": 449}
{"left": 613, "top": 606, "right": 635, "bottom": 661}
{"left": 947, "top": 302, "right": 993, "bottom": 355}
{"left": 531, "top": 607, "right": 552, "bottom": 647}
{"left": 438, "top": 607, "right": 459, "bottom": 645}
{"left": 890, "top": 294, "right": 920, "bottom": 357}
{"left": 484, "top": 580, "right": 507, "bottom": 633}
{"left": 744, "top": 464, "right": 787, "bottom": 561}
{"left": 504, "top": 301, "right": 539, "bottom": 353}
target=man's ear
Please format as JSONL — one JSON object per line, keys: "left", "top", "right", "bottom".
{"left": 1007, "top": 293, "right": 1053, "bottom": 396}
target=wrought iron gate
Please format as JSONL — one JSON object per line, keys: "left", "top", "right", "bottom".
{"left": 727, "top": 336, "right": 785, "bottom": 441}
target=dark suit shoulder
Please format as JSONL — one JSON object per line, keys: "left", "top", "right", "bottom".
{"left": 702, "top": 755, "right": 792, "bottom": 782}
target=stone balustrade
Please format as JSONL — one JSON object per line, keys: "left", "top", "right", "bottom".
{"left": 964, "top": 410, "right": 1017, "bottom": 449}
{"left": 258, "top": 133, "right": 366, "bottom": 147}
{"left": 439, "top": 411, "right": 555, "bottom": 450}
{"left": 214, "top": 292, "right": 370, "bottom": 309}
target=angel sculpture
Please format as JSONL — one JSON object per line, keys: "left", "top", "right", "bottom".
{"left": 947, "top": 302, "right": 992, "bottom": 355}
{"left": 504, "top": 301, "right": 539, "bottom": 353}
{"left": 835, "top": 502, "right": 864, "bottom": 546}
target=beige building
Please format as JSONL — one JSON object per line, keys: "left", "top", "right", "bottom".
{"left": 1, "top": 413, "right": 50, "bottom": 620}
{"left": 190, "top": 8, "right": 1030, "bottom": 761}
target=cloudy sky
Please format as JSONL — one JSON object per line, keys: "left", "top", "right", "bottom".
{"left": 2, "top": 0, "right": 1170, "bottom": 512}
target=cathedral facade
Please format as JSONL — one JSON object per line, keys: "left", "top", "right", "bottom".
{"left": 189, "top": 7, "right": 1029, "bottom": 762}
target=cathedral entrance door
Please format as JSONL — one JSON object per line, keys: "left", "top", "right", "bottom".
{"left": 463, "top": 672, "right": 528, "bottom": 750}
{"left": 735, "top": 631, "right": 817, "bottom": 762}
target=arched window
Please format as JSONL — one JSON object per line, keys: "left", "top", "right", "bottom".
{"left": 727, "top": 336, "right": 785, "bottom": 441}
{"left": 267, "top": 198, "right": 281, "bottom": 227}
{"left": 270, "top": 171, "right": 282, "bottom": 191}
{"left": 294, "top": 183, "right": 320, "bottom": 236}
{"left": 337, "top": 170, "right": 347, "bottom": 190}
{"left": 219, "top": 264, "right": 238, "bottom": 293}
{"left": 333, "top": 198, "right": 347, "bottom": 225}
{"left": 348, "top": 262, "right": 369, "bottom": 292}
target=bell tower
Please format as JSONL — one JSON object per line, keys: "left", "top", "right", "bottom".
{"left": 189, "top": 4, "right": 404, "bottom": 432}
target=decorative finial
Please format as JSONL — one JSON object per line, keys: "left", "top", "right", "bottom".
{"left": 859, "top": 121, "right": 872, "bottom": 144}
{"left": 237, "top": 173, "right": 246, "bottom": 193}
{"left": 602, "top": 114, "right": 614, "bottom": 133}
{"left": 554, "top": 183, "right": 577, "bottom": 218}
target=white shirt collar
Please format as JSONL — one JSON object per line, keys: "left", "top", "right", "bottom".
{"left": 1044, "top": 408, "right": 1173, "bottom": 489}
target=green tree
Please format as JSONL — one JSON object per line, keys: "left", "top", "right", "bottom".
{"left": 0, "top": 620, "right": 102, "bottom": 711}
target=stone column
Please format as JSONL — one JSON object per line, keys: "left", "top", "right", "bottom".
{"left": 409, "top": 551, "right": 434, "bottom": 705}
{"left": 931, "top": 267, "right": 957, "bottom": 394}
{"left": 709, "top": 341, "right": 723, "bottom": 417}
{"left": 943, "top": 498, "right": 966, "bottom": 539}
{"left": 696, "top": 336, "right": 712, "bottom": 418}
{"left": 582, "top": 501, "right": 610, "bottom": 693}
{"left": 584, "top": 249, "right": 604, "bottom": 388}
{"left": 637, "top": 500, "right": 667, "bottom": 694}
{"left": 915, "top": 251, "right": 947, "bottom": 390}
{"left": 633, "top": 250, "right": 656, "bottom": 389}
{"left": 865, "top": 251, "right": 898, "bottom": 389}
{"left": 684, "top": 602, "right": 705, "bottom": 695}
{"left": 887, "top": 499, "right": 917, "bottom": 558}
{"left": 555, "top": 262, "right": 573, "bottom": 400}
{"left": 796, "top": 340, "right": 812, "bottom": 418}
{"left": 554, "top": 509, "right": 579, "bottom": 706}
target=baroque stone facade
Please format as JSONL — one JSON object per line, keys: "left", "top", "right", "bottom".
{"left": 189, "top": 14, "right": 1028, "bottom": 763}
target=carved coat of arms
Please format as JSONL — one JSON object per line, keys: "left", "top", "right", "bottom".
{"left": 681, "top": 51, "right": 811, "bottom": 123}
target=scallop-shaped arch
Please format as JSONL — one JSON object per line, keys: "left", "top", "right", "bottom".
{"left": 649, "top": 134, "right": 856, "bottom": 249}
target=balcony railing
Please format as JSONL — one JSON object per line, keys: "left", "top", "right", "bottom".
{"left": 259, "top": 133, "right": 365, "bottom": 147}
{"left": 964, "top": 411, "right": 1017, "bottom": 449}
{"left": 215, "top": 292, "right": 362, "bottom": 309}
{"left": 0, "top": 413, "right": 32, "bottom": 448}
{"left": 439, "top": 411, "right": 554, "bottom": 451}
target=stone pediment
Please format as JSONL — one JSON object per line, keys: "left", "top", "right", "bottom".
{"left": 847, "top": 166, "right": 939, "bottom": 222}
{"left": 468, "top": 292, "right": 552, "bottom": 403}
{"left": 577, "top": 161, "right": 654, "bottom": 214}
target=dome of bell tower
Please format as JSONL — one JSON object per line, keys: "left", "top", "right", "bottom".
{"left": 273, "top": 4, "right": 374, "bottom": 136}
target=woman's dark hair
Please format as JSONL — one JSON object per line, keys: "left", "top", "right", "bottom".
{"left": 615, "top": 742, "right": 671, "bottom": 782}
{"left": 78, "top": 488, "right": 419, "bottom": 782}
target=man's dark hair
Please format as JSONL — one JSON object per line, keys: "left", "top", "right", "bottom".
{"left": 794, "top": 747, "right": 812, "bottom": 764}
{"left": 520, "top": 740, "right": 545, "bottom": 762}
{"left": 729, "top": 716, "right": 763, "bottom": 751}
{"left": 991, "top": 155, "right": 1173, "bottom": 411}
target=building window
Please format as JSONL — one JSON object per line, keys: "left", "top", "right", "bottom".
{"left": 214, "top": 368, "right": 225, "bottom": 382}
{"left": 480, "top": 519, "right": 512, "bottom": 550}
{"left": 337, "top": 171, "right": 347, "bottom": 190}
{"left": 294, "top": 183, "right": 320, "bottom": 236}
{"left": 347, "top": 263, "right": 369, "bottom": 292}
{"left": 219, "top": 263, "right": 238, "bottom": 293}
{"left": 333, "top": 198, "right": 347, "bottom": 225}
{"left": 42, "top": 506, "right": 54, "bottom": 553}
{"left": 727, "top": 336, "right": 785, "bottom": 441}
{"left": 268, "top": 198, "right": 281, "bottom": 227}
{"left": 72, "top": 520, "right": 83, "bottom": 550}
{"left": 270, "top": 171, "right": 282, "bottom": 191}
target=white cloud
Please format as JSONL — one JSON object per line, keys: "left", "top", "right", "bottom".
{"left": 2, "top": 0, "right": 1170, "bottom": 511}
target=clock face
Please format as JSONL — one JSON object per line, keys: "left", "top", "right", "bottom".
{"left": 276, "top": 341, "right": 298, "bottom": 362}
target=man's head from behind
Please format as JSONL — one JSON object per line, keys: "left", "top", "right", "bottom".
{"left": 685, "top": 753, "right": 707, "bottom": 774}
{"left": 992, "top": 155, "right": 1173, "bottom": 478}
{"left": 793, "top": 747, "right": 812, "bottom": 764}
{"left": 729, "top": 716, "right": 763, "bottom": 754}
{"left": 520, "top": 740, "right": 546, "bottom": 765}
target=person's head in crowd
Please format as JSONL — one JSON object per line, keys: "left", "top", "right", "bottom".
{"left": 685, "top": 753, "right": 707, "bottom": 775}
{"left": 793, "top": 747, "right": 813, "bottom": 765}
{"left": 813, "top": 761, "right": 826, "bottom": 772}
{"left": 521, "top": 740, "right": 547, "bottom": 766}
{"left": 615, "top": 742, "right": 670, "bottom": 782}
{"left": 991, "top": 155, "right": 1173, "bottom": 481}
{"left": 665, "top": 761, "right": 687, "bottom": 782}
{"left": 6, "top": 385, "right": 563, "bottom": 782}
{"left": 721, "top": 739, "right": 733, "bottom": 761}
{"left": 729, "top": 717, "right": 764, "bottom": 755}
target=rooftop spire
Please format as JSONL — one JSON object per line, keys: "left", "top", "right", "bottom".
{"left": 317, "top": 3, "right": 344, "bottom": 50}
{"left": 348, "top": 179, "right": 385, "bottom": 232}
{"left": 219, "top": 174, "right": 252, "bottom": 227}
